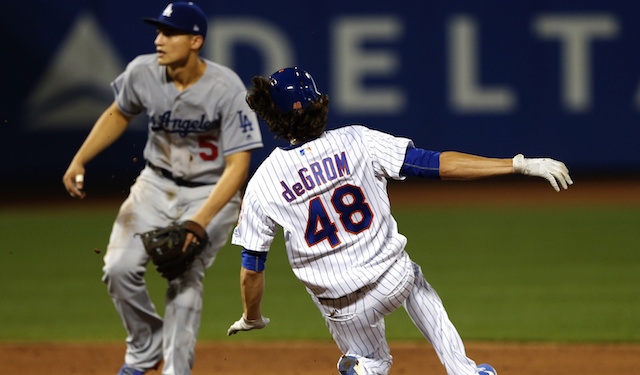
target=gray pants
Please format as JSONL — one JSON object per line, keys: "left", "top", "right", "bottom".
{"left": 102, "top": 167, "right": 240, "bottom": 374}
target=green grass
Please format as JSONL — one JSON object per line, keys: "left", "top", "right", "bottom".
{"left": 0, "top": 203, "right": 638, "bottom": 343}
{"left": 391, "top": 207, "right": 640, "bottom": 342}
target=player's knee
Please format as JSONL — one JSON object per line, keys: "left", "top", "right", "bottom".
{"left": 102, "top": 260, "right": 145, "bottom": 292}
{"left": 166, "top": 275, "right": 203, "bottom": 303}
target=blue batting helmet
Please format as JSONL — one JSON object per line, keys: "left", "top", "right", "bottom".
{"left": 268, "top": 67, "right": 321, "bottom": 113}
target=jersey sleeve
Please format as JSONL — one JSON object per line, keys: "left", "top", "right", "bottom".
{"left": 219, "top": 88, "right": 263, "bottom": 156}
{"left": 231, "top": 184, "right": 277, "bottom": 252}
{"left": 110, "top": 58, "right": 145, "bottom": 117}
{"left": 363, "top": 127, "right": 414, "bottom": 180}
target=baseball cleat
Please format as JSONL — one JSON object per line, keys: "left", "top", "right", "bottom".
{"left": 117, "top": 359, "right": 161, "bottom": 375}
{"left": 337, "top": 355, "right": 366, "bottom": 375}
{"left": 477, "top": 363, "right": 497, "bottom": 375}
{"left": 117, "top": 364, "right": 145, "bottom": 375}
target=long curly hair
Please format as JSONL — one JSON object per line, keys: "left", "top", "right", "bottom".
{"left": 246, "top": 76, "right": 330, "bottom": 142}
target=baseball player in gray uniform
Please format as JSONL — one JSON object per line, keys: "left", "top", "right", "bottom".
{"left": 226, "top": 67, "right": 572, "bottom": 375}
{"left": 62, "top": 3, "right": 263, "bottom": 375}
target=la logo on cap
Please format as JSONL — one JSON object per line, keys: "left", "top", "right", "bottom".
{"left": 162, "top": 4, "right": 173, "bottom": 17}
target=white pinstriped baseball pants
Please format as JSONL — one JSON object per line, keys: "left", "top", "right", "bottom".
{"left": 310, "top": 252, "right": 481, "bottom": 375}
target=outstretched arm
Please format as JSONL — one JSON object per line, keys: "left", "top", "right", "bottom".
{"left": 439, "top": 151, "right": 513, "bottom": 180}
{"left": 62, "top": 101, "right": 132, "bottom": 198}
{"left": 401, "top": 148, "right": 573, "bottom": 192}
{"left": 439, "top": 151, "right": 573, "bottom": 192}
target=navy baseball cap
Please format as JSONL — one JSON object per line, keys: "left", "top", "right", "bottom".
{"left": 144, "top": 2, "right": 208, "bottom": 39}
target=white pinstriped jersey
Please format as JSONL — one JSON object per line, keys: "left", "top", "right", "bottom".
{"left": 112, "top": 54, "right": 263, "bottom": 184}
{"left": 232, "top": 125, "right": 414, "bottom": 298}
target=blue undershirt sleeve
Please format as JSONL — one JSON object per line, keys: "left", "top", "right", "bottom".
{"left": 241, "top": 248, "right": 268, "bottom": 272}
{"left": 400, "top": 147, "right": 441, "bottom": 179}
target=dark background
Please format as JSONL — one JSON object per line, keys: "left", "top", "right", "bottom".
{"left": 2, "top": 0, "right": 639, "bottom": 199}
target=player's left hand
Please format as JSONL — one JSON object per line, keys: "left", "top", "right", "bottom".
{"left": 227, "top": 315, "right": 270, "bottom": 336}
{"left": 512, "top": 154, "right": 573, "bottom": 192}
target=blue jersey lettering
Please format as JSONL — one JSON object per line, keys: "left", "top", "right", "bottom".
{"left": 150, "top": 111, "right": 220, "bottom": 137}
{"left": 280, "top": 151, "right": 351, "bottom": 202}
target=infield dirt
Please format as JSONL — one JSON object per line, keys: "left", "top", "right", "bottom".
{"left": 2, "top": 341, "right": 640, "bottom": 374}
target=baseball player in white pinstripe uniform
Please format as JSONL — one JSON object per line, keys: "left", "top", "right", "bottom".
{"left": 226, "top": 67, "right": 572, "bottom": 375}
{"left": 62, "top": 3, "right": 263, "bottom": 375}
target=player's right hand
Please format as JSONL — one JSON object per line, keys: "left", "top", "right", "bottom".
{"left": 63, "top": 164, "right": 86, "bottom": 199}
{"left": 227, "top": 315, "right": 270, "bottom": 336}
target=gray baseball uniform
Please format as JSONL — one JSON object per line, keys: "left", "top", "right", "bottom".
{"left": 103, "top": 53, "right": 262, "bottom": 374}
{"left": 232, "top": 125, "right": 480, "bottom": 374}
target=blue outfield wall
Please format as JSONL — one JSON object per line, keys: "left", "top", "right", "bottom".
{"left": 1, "top": 0, "right": 639, "bottom": 192}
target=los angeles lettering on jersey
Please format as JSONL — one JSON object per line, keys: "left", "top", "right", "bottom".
{"left": 150, "top": 111, "right": 221, "bottom": 137}
{"left": 281, "top": 151, "right": 351, "bottom": 202}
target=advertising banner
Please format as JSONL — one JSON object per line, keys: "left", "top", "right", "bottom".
{"left": 2, "top": 0, "right": 639, "bottom": 187}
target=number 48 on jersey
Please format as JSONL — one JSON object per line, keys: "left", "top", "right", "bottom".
{"left": 305, "top": 184, "right": 373, "bottom": 247}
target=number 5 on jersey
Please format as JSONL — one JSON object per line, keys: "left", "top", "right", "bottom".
{"left": 198, "top": 135, "right": 218, "bottom": 161}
